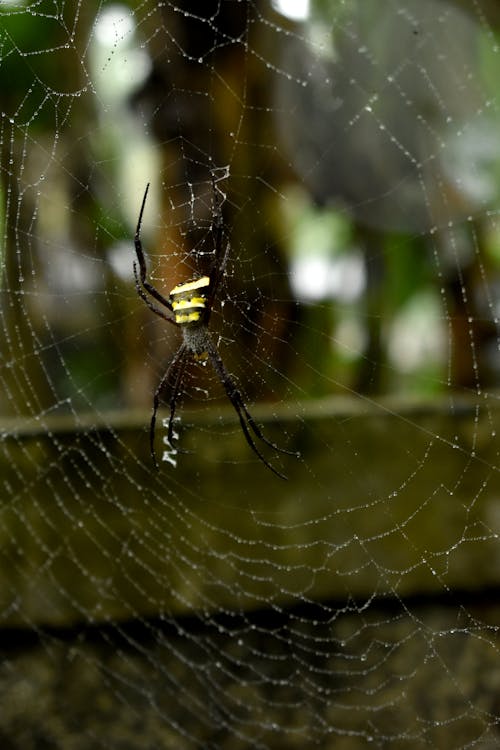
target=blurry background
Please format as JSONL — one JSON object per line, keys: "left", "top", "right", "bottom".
{"left": 5, "top": 0, "right": 500, "bottom": 419}
{"left": 2, "top": 1, "right": 500, "bottom": 748}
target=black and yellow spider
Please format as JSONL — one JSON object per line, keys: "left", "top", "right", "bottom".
{"left": 133, "top": 179, "right": 296, "bottom": 479}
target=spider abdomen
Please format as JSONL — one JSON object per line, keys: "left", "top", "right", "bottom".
{"left": 169, "top": 276, "right": 210, "bottom": 326}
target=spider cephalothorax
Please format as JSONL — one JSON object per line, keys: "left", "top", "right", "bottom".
{"left": 133, "top": 177, "right": 296, "bottom": 479}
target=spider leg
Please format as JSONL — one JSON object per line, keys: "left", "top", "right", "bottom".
{"left": 205, "top": 173, "right": 230, "bottom": 319}
{"left": 206, "top": 335, "right": 296, "bottom": 457}
{"left": 133, "top": 262, "right": 176, "bottom": 324}
{"left": 205, "top": 338, "right": 292, "bottom": 480}
{"left": 150, "top": 345, "right": 188, "bottom": 469}
{"left": 205, "top": 239, "right": 230, "bottom": 321}
{"left": 235, "top": 397, "right": 298, "bottom": 456}
{"left": 134, "top": 183, "right": 177, "bottom": 317}
{"left": 166, "top": 348, "right": 189, "bottom": 446}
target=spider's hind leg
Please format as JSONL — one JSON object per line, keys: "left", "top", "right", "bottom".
{"left": 166, "top": 348, "right": 190, "bottom": 449}
{"left": 205, "top": 338, "right": 296, "bottom": 480}
{"left": 232, "top": 404, "right": 289, "bottom": 481}
{"left": 236, "top": 398, "right": 299, "bottom": 458}
{"left": 150, "top": 345, "right": 188, "bottom": 469}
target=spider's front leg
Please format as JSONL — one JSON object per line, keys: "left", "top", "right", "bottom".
{"left": 204, "top": 175, "right": 231, "bottom": 321}
{"left": 134, "top": 183, "right": 177, "bottom": 321}
{"left": 133, "top": 262, "right": 176, "bottom": 324}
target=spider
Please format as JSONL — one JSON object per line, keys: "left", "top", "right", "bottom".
{"left": 133, "top": 178, "right": 296, "bottom": 479}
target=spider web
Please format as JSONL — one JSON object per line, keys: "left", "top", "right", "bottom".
{"left": 1, "top": 0, "right": 500, "bottom": 747}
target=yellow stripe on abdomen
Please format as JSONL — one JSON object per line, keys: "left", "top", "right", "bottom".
{"left": 174, "top": 310, "right": 203, "bottom": 324}
{"left": 170, "top": 276, "right": 210, "bottom": 297}
{"left": 171, "top": 296, "right": 206, "bottom": 311}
